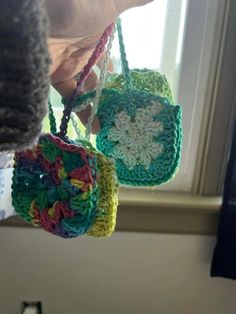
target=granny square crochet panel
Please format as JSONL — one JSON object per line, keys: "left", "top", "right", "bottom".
{"left": 96, "top": 89, "right": 182, "bottom": 186}
{"left": 12, "top": 134, "right": 99, "bottom": 238}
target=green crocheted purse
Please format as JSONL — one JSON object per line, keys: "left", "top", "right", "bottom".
{"left": 69, "top": 19, "right": 182, "bottom": 186}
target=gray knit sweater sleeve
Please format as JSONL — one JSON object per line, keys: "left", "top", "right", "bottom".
{"left": 0, "top": 0, "right": 50, "bottom": 151}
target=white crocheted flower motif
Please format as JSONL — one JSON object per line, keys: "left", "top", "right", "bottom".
{"left": 108, "top": 101, "right": 164, "bottom": 169}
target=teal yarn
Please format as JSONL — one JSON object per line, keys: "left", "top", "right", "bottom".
{"left": 68, "top": 18, "right": 183, "bottom": 186}
{"left": 96, "top": 88, "right": 182, "bottom": 186}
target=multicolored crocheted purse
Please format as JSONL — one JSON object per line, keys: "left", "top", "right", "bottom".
{"left": 70, "top": 19, "right": 182, "bottom": 186}
{"left": 12, "top": 24, "right": 118, "bottom": 238}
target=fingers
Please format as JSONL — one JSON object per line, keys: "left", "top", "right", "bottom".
{"left": 53, "top": 78, "right": 77, "bottom": 99}
{"left": 50, "top": 44, "right": 98, "bottom": 84}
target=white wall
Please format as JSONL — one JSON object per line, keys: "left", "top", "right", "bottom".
{"left": 0, "top": 228, "right": 235, "bottom": 314}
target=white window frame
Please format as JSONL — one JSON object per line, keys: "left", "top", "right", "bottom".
{"left": 158, "top": 0, "right": 228, "bottom": 192}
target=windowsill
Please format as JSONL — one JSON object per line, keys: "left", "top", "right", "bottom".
{"left": 117, "top": 188, "right": 221, "bottom": 235}
{"left": 119, "top": 187, "right": 221, "bottom": 212}
{"left": 0, "top": 189, "right": 221, "bottom": 236}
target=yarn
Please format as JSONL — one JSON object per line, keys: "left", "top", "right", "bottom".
{"left": 96, "top": 89, "right": 182, "bottom": 186}
{"left": 88, "top": 152, "right": 118, "bottom": 237}
{"left": 77, "top": 141, "right": 118, "bottom": 237}
{"left": 0, "top": 0, "right": 50, "bottom": 151}
{"left": 106, "top": 69, "right": 174, "bottom": 104}
{"left": 12, "top": 134, "right": 98, "bottom": 238}
{"left": 70, "top": 114, "right": 118, "bottom": 236}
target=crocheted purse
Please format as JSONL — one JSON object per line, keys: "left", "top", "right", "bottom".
{"left": 12, "top": 24, "right": 118, "bottom": 238}
{"left": 70, "top": 19, "right": 182, "bottom": 186}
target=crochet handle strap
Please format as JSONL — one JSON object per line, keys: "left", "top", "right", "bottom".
{"left": 85, "top": 25, "right": 116, "bottom": 139}
{"left": 58, "top": 23, "right": 114, "bottom": 139}
{"left": 48, "top": 100, "right": 57, "bottom": 135}
{"left": 116, "top": 18, "right": 132, "bottom": 90}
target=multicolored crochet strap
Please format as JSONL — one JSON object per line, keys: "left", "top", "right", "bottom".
{"left": 70, "top": 18, "right": 182, "bottom": 186}
{"left": 12, "top": 23, "right": 118, "bottom": 238}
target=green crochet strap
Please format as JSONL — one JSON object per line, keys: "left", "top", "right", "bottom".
{"left": 48, "top": 100, "right": 57, "bottom": 135}
{"left": 116, "top": 18, "right": 132, "bottom": 90}
{"left": 48, "top": 98, "right": 83, "bottom": 139}
{"left": 62, "top": 88, "right": 121, "bottom": 113}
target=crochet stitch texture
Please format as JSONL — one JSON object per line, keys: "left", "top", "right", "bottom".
{"left": 96, "top": 89, "right": 182, "bottom": 186}
{"left": 106, "top": 69, "right": 174, "bottom": 104}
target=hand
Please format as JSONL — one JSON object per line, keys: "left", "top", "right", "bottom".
{"left": 45, "top": 0, "right": 153, "bottom": 133}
